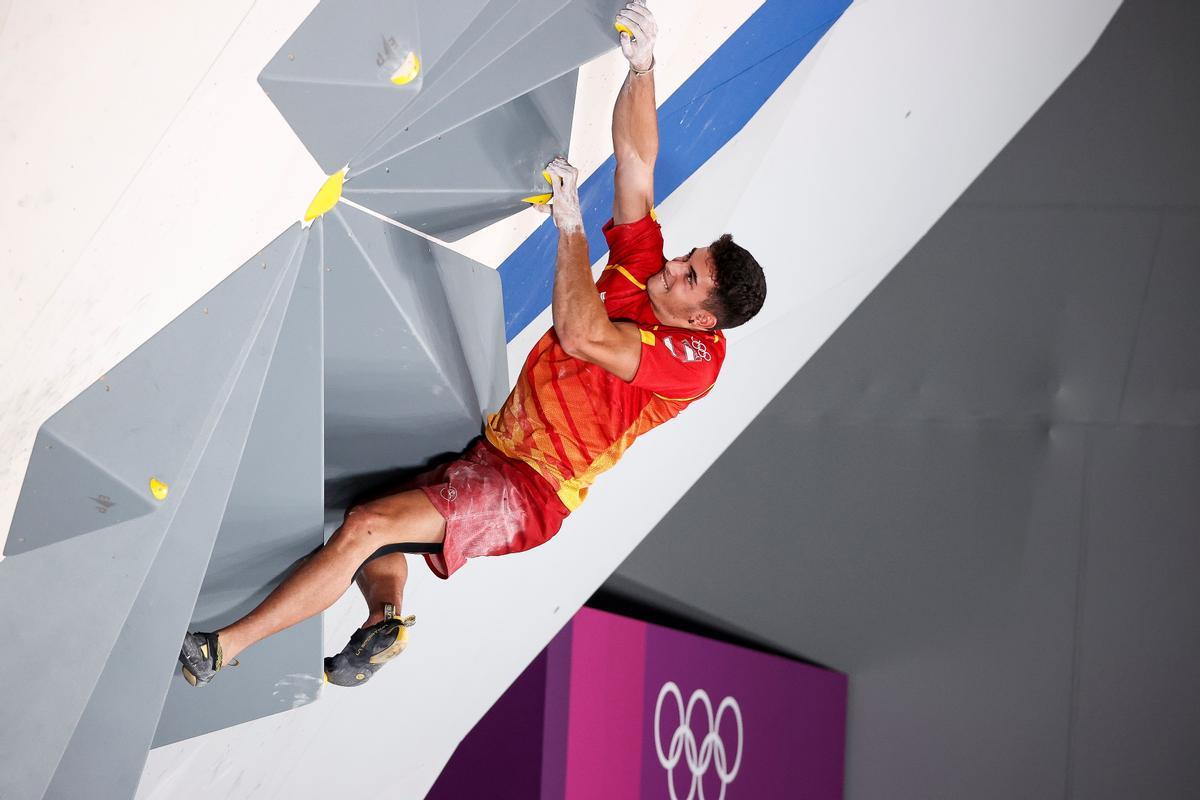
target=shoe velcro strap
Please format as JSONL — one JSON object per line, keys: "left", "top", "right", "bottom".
{"left": 207, "top": 632, "right": 223, "bottom": 671}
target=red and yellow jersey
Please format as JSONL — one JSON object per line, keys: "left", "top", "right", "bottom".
{"left": 485, "top": 213, "right": 726, "bottom": 511}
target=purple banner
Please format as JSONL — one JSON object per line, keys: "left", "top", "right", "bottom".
{"left": 429, "top": 608, "right": 847, "bottom": 799}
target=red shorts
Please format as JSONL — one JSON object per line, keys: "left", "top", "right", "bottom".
{"left": 412, "top": 438, "right": 569, "bottom": 579}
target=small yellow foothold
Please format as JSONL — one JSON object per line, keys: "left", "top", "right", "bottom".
{"left": 355, "top": 673, "right": 365, "bottom": 681}
{"left": 389, "top": 51, "right": 421, "bottom": 85}
{"left": 522, "top": 170, "right": 555, "bottom": 205}
{"left": 615, "top": 21, "right": 633, "bottom": 37}
{"left": 323, "top": 672, "right": 330, "bottom": 683}
{"left": 304, "top": 169, "right": 346, "bottom": 222}
{"left": 149, "top": 477, "right": 169, "bottom": 501}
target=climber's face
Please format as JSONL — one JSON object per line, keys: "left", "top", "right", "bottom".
{"left": 647, "top": 246, "right": 718, "bottom": 331}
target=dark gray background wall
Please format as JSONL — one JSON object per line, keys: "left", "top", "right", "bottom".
{"left": 601, "top": 1, "right": 1200, "bottom": 797}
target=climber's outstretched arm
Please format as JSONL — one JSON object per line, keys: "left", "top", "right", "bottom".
{"left": 611, "top": 1, "right": 658, "bottom": 225}
{"left": 545, "top": 157, "right": 643, "bottom": 381}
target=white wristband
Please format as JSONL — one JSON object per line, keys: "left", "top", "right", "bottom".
{"left": 630, "top": 57, "right": 655, "bottom": 76}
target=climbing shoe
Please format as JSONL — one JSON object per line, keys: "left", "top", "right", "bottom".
{"left": 179, "top": 631, "right": 226, "bottom": 687}
{"left": 324, "top": 604, "right": 415, "bottom": 687}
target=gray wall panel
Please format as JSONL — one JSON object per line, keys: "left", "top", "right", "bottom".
{"left": 0, "top": 516, "right": 164, "bottom": 800}
{"left": 1119, "top": 211, "right": 1200, "bottom": 424}
{"left": 614, "top": 422, "right": 1051, "bottom": 670}
{"left": 321, "top": 208, "right": 483, "bottom": 502}
{"left": 350, "top": 0, "right": 575, "bottom": 168}
{"left": 791, "top": 206, "right": 1159, "bottom": 425}
{"left": 959, "top": 0, "right": 1200, "bottom": 209}
{"left": 345, "top": 70, "right": 578, "bottom": 241}
{"left": 1070, "top": 427, "right": 1200, "bottom": 799}
{"left": 44, "top": 233, "right": 308, "bottom": 800}
{"left": 2, "top": 200, "right": 508, "bottom": 794}
{"left": 153, "top": 231, "right": 327, "bottom": 748}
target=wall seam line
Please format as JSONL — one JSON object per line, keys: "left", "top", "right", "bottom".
{"left": 1063, "top": 431, "right": 1093, "bottom": 800}
{"left": 1114, "top": 209, "right": 1167, "bottom": 420}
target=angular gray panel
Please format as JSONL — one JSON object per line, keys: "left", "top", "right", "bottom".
{"left": 344, "top": 70, "right": 578, "bottom": 240}
{"left": 417, "top": 0, "right": 503, "bottom": 75}
{"left": 388, "top": 0, "right": 617, "bottom": 151}
{"left": 5, "top": 228, "right": 308, "bottom": 556}
{"left": 258, "top": 81, "right": 412, "bottom": 175}
{"left": 5, "top": 428, "right": 156, "bottom": 547}
{"left": 261, "top": 0, "right": 607, "bottom": 240}
{"left": 430, "top": 247, "right": 510, "bottom": 415}
{"left": 1, "top": 205, "right": 506, "bottom": 796}
{"left": 0, "top": 195, "right": 512, "bottom": 799}
{"left": 47, "top": 248, "right": 306, "bottom": 799}
{"left": 0, "top": 516, "right": 165, "bottom": 800}
{"left": 349, "top": 0, "right": 574, "bottom": 167}
{"left": 0, "top": 227, "right": 309, "bottom": 799}
{"left": 403, "top": 0, "right": 520, "bottom": 104}
{"left": 153, "top": 230, "right": 326, "bottom": 748}
{"left": 259, "top": 0, "right": 494, "bottom": 173}
{"left": 352, "top": 0, "right": 621, "bottom": 176}
{"left": 321, "top": 205, "right": 503, "bottom": 506}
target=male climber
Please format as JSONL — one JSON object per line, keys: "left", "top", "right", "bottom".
{"left": 179, "top": 1, "right": 766, "bottom": 687}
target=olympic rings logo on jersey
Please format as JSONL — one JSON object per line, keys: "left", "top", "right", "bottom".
{"left": 663, "top": 335, "right": 713, "bottom": 364}
{"left": 653, "top": 681, "right": 744, "bottom": 800}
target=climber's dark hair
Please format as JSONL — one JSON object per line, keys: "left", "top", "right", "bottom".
{"left": 703, "top": 234, "right": 766, "bottom": 330}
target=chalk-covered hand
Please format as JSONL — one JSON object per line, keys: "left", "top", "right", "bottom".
{"left": 545, "top": 156, "right": 583, "bottom": 233}
{"left": 615, "top": 1, "right": 656, "bottom": 73}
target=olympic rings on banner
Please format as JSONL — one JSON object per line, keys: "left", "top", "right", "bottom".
{"left": 653, "top": 681, "right": 744, "bottom": 800}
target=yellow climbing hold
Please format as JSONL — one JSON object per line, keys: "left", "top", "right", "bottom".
{"left": 304, "top": 169, "right": 346, "bottom": 222}
{"left": 615, "top": 21, "right": 633, "bottom": 37}
{"left": 521, "top": 170, "right": 555, "bottom": 205}
{"left": 389, "top": 51, "right": 421, "bottom": 85}
{"left": 149, "top": 477, "right": 169, "bottom": 501}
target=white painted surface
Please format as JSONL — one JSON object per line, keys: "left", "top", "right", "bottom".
{"left": 0, "top": 0, "right": 1118, "bottom": 797}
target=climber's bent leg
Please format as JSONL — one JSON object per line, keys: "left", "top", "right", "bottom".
{"left": 215, "top": 490, "right": 445, "bottom": 664}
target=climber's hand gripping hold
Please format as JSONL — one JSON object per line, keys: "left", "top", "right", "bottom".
{"left": 616, "top": 1, "right": 657, "bottom": 74}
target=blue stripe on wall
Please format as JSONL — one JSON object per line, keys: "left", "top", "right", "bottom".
{"left": 498, "top": 0, "right": 850, "bottom": 340}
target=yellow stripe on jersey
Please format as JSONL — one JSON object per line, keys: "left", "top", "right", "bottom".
{"left": 640, "top": 329, "right": 656, "bottom": 346}
{"left": 603, "top": 264, "right": 646, "bottom": 290}
{"left": 653, "top": 382, "right": 718, "bottom": 403}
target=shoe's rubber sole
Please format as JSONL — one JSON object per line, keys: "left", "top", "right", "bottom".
{"left": 368, "top": 628, "right": 409, "bottom": 664}
{"left": 182, "top": 665, "right": 201, "bottom": 686}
